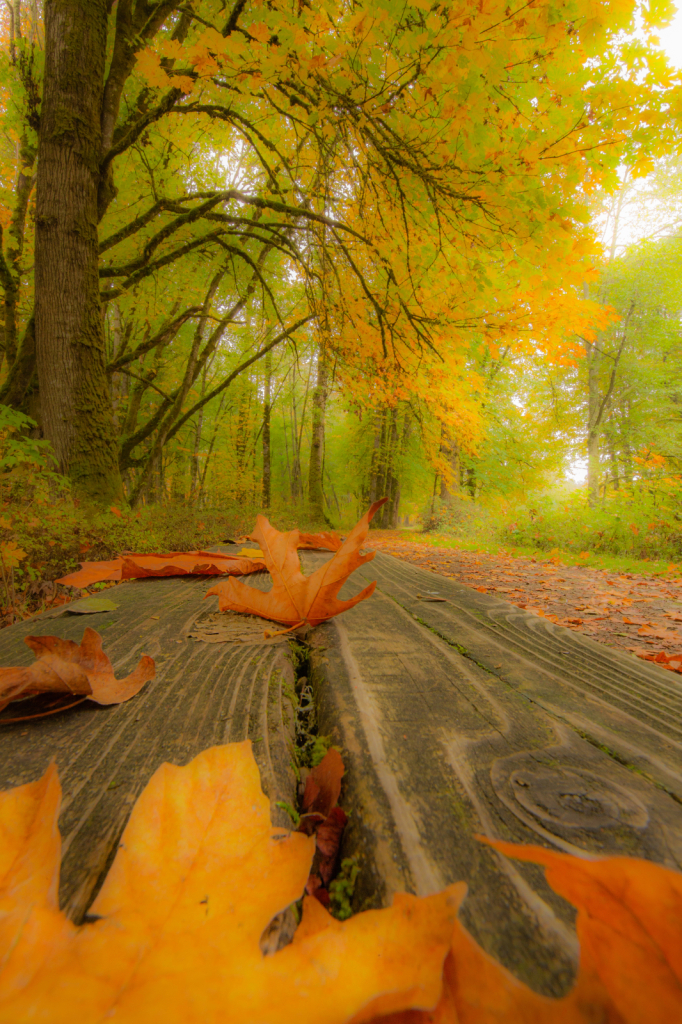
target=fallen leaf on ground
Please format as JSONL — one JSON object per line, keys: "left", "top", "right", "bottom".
{"left": 206, "top": 499, "right": 387, "bottom": 626}
{"left": 0, "top": 742, "right": 459, "bottom": 1024}
{"left": 56, "top": 551, "right": 266, "bottom": 588}
{"left": 56, "top": 558, "right": 123, "bottom": 588}
{"left": 373, "top": 837, "right": 682, "bottom": 1024}
{"left": 486, "top": 838, "right": 682, "bottom": 1024}
{"left": 0, "top": 627, "right": 154, "bottom": 712}
{"left": 636, "top": 649, "right": 682, "bottom": 673}
{"left": 298, "top": 748, "right": 348, "bottom": 907}
{"left": 302, "top": 748, "right": 345, "bottom": 817}
{"left": 312, "top": 806, "right": 348, "bottom": 889}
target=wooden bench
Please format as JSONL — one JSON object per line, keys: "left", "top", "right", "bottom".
{"left": 302, "top": 550, "right": 682, "bottom": 996}
{"left": 2, "top": 547, "right": 681, "bottom": 995}
{"left": 0, "top": 568, "right": 299, "bottom": 923}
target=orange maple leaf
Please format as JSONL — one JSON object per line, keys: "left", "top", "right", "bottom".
{"left": 0, "top": 627, "right": 154, "bottom": 712}
{"left": 56, "top": 551, "right": 266, "bottom": 588}
{"left": 206, "top": 499, "right": 387, "bottom": 627}
{"left": 0, "top": 742, "right": 459, "bottom": 1023}
{"left": 373, "top": 837, "right": 682, "bottom": 1023}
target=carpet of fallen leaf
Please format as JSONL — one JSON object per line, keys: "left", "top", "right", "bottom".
{"left": 368, "top": 532, "right": 682, "bottom": 672}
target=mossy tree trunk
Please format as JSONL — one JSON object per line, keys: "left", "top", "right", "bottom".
{"left": 34, "top": 0, "right": 124, "bottom": 504}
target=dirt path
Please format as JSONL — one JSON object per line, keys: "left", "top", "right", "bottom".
{"left": 367, "top": 532, "right": 682, "bottom": 677}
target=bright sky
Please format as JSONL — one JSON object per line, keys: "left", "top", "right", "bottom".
{"left": 659, "top": 6, "right": 682, "bottom": 66}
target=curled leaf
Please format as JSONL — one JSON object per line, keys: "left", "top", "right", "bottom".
{"left": 0, "top": 627, "right": 154, "bottom": 712}
{"left": 56, "top": 551, "right": 266, "bottom": 588}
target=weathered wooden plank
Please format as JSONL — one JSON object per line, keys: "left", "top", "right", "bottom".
{"left": 0, "top": 572, "right": 299, "bottom": 923}
{"left": 302, "top": 550, "right": 682, "bottom": 996}
{"left": 356, "top": 553, "right": 682, "bottom": 791}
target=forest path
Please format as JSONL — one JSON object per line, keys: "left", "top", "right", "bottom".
{"left": 367, "top": 531, "right": 682, "bottom": 675}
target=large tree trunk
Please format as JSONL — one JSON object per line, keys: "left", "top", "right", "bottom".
{"left": 34, "top": 0, "right": 124, "bottom": 503}
{"left": 308, "top": 347, "right": 328, "bottom": 521}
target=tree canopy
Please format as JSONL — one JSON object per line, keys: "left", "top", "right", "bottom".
{"left": 0, "top": 0, "right": 680, "bottom": 517}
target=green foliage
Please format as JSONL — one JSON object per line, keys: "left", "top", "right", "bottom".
{"left": 421, "top": 496, "right": 497, "bottom": 545}
{"left": 503, "top": 477, "right": 682, "bottom": 562}
{"left": 0, "top": 406, "right": 54, "bottom": 473}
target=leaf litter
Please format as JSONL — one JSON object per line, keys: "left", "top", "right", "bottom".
{"left": 7, "top": 516, "right": 682, "bottom": 1017}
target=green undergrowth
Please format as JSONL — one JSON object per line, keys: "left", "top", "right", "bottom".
{"left": 0, "top": 411, "right": 329, "bottom": 622}
{"left": 405, "top": 482, "right": 682, "bottom": 580}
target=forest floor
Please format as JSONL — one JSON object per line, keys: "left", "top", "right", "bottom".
{"left": 367, "top": 530, "right": 682, "bottom": 675}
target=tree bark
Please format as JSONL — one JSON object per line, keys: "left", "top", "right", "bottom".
{"left": 35, "top": 0, "right": 124, "bottom": 503}
{"left": 382, "top": 407, "right": 400, "bottom": 528}
{"left": 262, "top": 350, "right": 272, "bottom": 508}
{"left": 0, "top": 317, "right": 36, "bottom": 411}
{"left": 440, "top": 436, "right": 460, "bottom": 503}
{"left": 170, "top": 451, "right": 187, "bottom": 503}
{"left": 368, "top": 408, "right": 385, "bottom": 508}
{"left": 308, "top": 347, "right": 328, "bottom": 521}
{"left": 189, "top": 411, "right": 204, "bottom": 499}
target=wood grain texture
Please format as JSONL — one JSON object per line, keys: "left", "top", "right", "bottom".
{"left": 302, "top": 550, "right": 682, "bottom": 996}
{"left": 0, "top": 570, "right": 298, "bottom": 924}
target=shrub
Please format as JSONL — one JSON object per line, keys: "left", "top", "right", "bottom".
{"left": 502, "top": 480, "right": 682, "bottom": 561}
